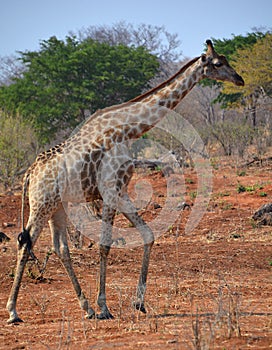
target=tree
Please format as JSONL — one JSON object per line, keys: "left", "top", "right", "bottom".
{"left": 207, "top": 119, "right": 254, "bottom": 157}
{"left": 222, "top": 33, "right": 272, "bottom": 126}
{"left": 71, "top": 21, "right": 181, "bottom": 63}
{"left": 70, "top": 21, "right": 182, "bottom": 83}
{"left": 212, "top": 31, "right": 266, "bottom": 61}
{"left": 0, "top": 36, "right": 159, "bottom": 144}
{"left": 0, "top": 54, "right": 25, "bottom": 86}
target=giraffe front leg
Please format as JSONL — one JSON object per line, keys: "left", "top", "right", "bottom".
{"left": 134, "top": 241, "right": 154, "bottom": 313}
{"left": 97, "top": 205, "right": 115, "bottom": 320}
{"left": 97, "top": 244, "right": 114, "bottom": 319}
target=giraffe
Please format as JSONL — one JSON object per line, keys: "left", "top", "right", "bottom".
{"left": 6, "top": 40, "right": 244, "bottom": 323}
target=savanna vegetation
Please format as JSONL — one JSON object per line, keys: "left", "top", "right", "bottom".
{"left": 0, "top": 23, "right": 271, "bottom": 350}
{"left": 0, "top": 22, "right": 271, "bottom": 188}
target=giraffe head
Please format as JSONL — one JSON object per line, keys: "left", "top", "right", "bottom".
{"left": 201, "top": 39, "right": 244, "bottom": 86}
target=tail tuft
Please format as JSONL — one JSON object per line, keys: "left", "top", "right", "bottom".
{"left": 17, "top": 229, "right": 36, "bottom": 260}
{"left": 18, "top": 229, "right": 32, "bottom": 250}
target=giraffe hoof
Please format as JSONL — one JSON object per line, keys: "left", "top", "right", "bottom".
{"left": 85, "top": 310, "right": 96, "bottom": 319}
{"left": 96, "top": 311, "right": 114, "bottom": 320}
{"left": 7, "top": 316, "right": 24, "bottom": 324}
{"left": 134, "top": 302, "right": 147, "bottom": 314}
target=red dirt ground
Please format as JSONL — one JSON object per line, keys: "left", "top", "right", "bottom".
{"left": 0, "top": 158, "right": 271, "bottom": 349}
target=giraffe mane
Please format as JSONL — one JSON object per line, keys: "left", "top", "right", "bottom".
{"left": 130, "top": 56, "right": 200, "bottom": 103}
{"left": 77, "top": 56, "right": 201, "bottom": 126}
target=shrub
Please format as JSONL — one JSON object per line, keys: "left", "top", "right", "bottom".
{"left": 0, "top": 113, "right": 38, "bottom": 189}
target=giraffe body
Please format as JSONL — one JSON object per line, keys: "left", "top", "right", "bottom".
{"left": 7, "top": 40, "right": 244, "bottom": 323}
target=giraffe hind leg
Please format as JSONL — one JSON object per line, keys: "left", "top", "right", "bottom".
{"left": 49, "top": 206, "right": 95, "bottom": 319}
{"left": 6, "top": 224, "right": 43, "bottom": 323}
{"left": 6, "top": 244, "right": 28, "bottom": 323}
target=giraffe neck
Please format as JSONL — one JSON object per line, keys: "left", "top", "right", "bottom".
{"left": 131, "top": 56, "right": 204, "bottom": 109}
{"left": 65, "top": 56, "right": 206, "bottom": 151}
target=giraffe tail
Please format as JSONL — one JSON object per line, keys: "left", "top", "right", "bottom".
{"left": 21, "top": 170, "right": 30, "bottom": 232}
{"left": 18, "top": 170, "right": 36, "bottom": 260}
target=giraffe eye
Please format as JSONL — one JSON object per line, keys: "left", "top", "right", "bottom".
{"left": 214, "top": 61, "right": 223, "bottom": 68}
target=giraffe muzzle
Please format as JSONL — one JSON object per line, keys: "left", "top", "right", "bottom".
{"left": 234, "top": 73, "right": 244, "bottom": 86}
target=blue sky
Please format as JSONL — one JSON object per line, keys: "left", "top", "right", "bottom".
{"left": 1, "top": 0, "right": 271, "bottom": 58}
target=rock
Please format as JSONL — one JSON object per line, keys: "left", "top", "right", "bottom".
{"left": 0, "top": 232, "right": 10, "bottom": 243}
{"left": 152, "top": 202, "right": 162, "bottom": 209}
{"left": 176, "top": 202, "right": 191, "bottom": 211}
{"left": 253, "top": 203, "right": 272, "bottom": 226}
{"left": 257, "top": 212, "right": 272, "bottom": 226}
{"left": 252, "top": 202, "right": 272, "bottom": 220}
{"left": 2, "top": 222, "right": 15, "bottom": 228}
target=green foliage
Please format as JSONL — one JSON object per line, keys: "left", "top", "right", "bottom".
{"left": 212, "top": 32, "right": 265, "bottom": 61}
{"left": 0, "top": 36, "right": 159, "bottom": 144}
{"left": 259, "top": 191, "right": 267, "bottom": 197}
{"left": 0, "top": 113, "right": 38, "bottom": 189}
{"left": 214, "top": 31, "right": 272, "bottom": 115}
{"left": 203, "top": 31, "right": 269, "bottom": 106}
{"left": 236, "top": 170, "right": 246, "bottom": 177}
{"left": 189, "top": 190, "right": 197, "bottom": 199}
{"left": 223, "top": 33, "right": 272, "bottom": 101}
{"left": 236, "top": 182, "right": 264, "bottom": 193}
{"left": 236, "top": 183, "right": 246, "bottom": 193}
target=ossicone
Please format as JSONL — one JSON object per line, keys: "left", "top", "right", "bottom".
{"left": 206, "top": 39, "right": 216, "bottom": 56}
